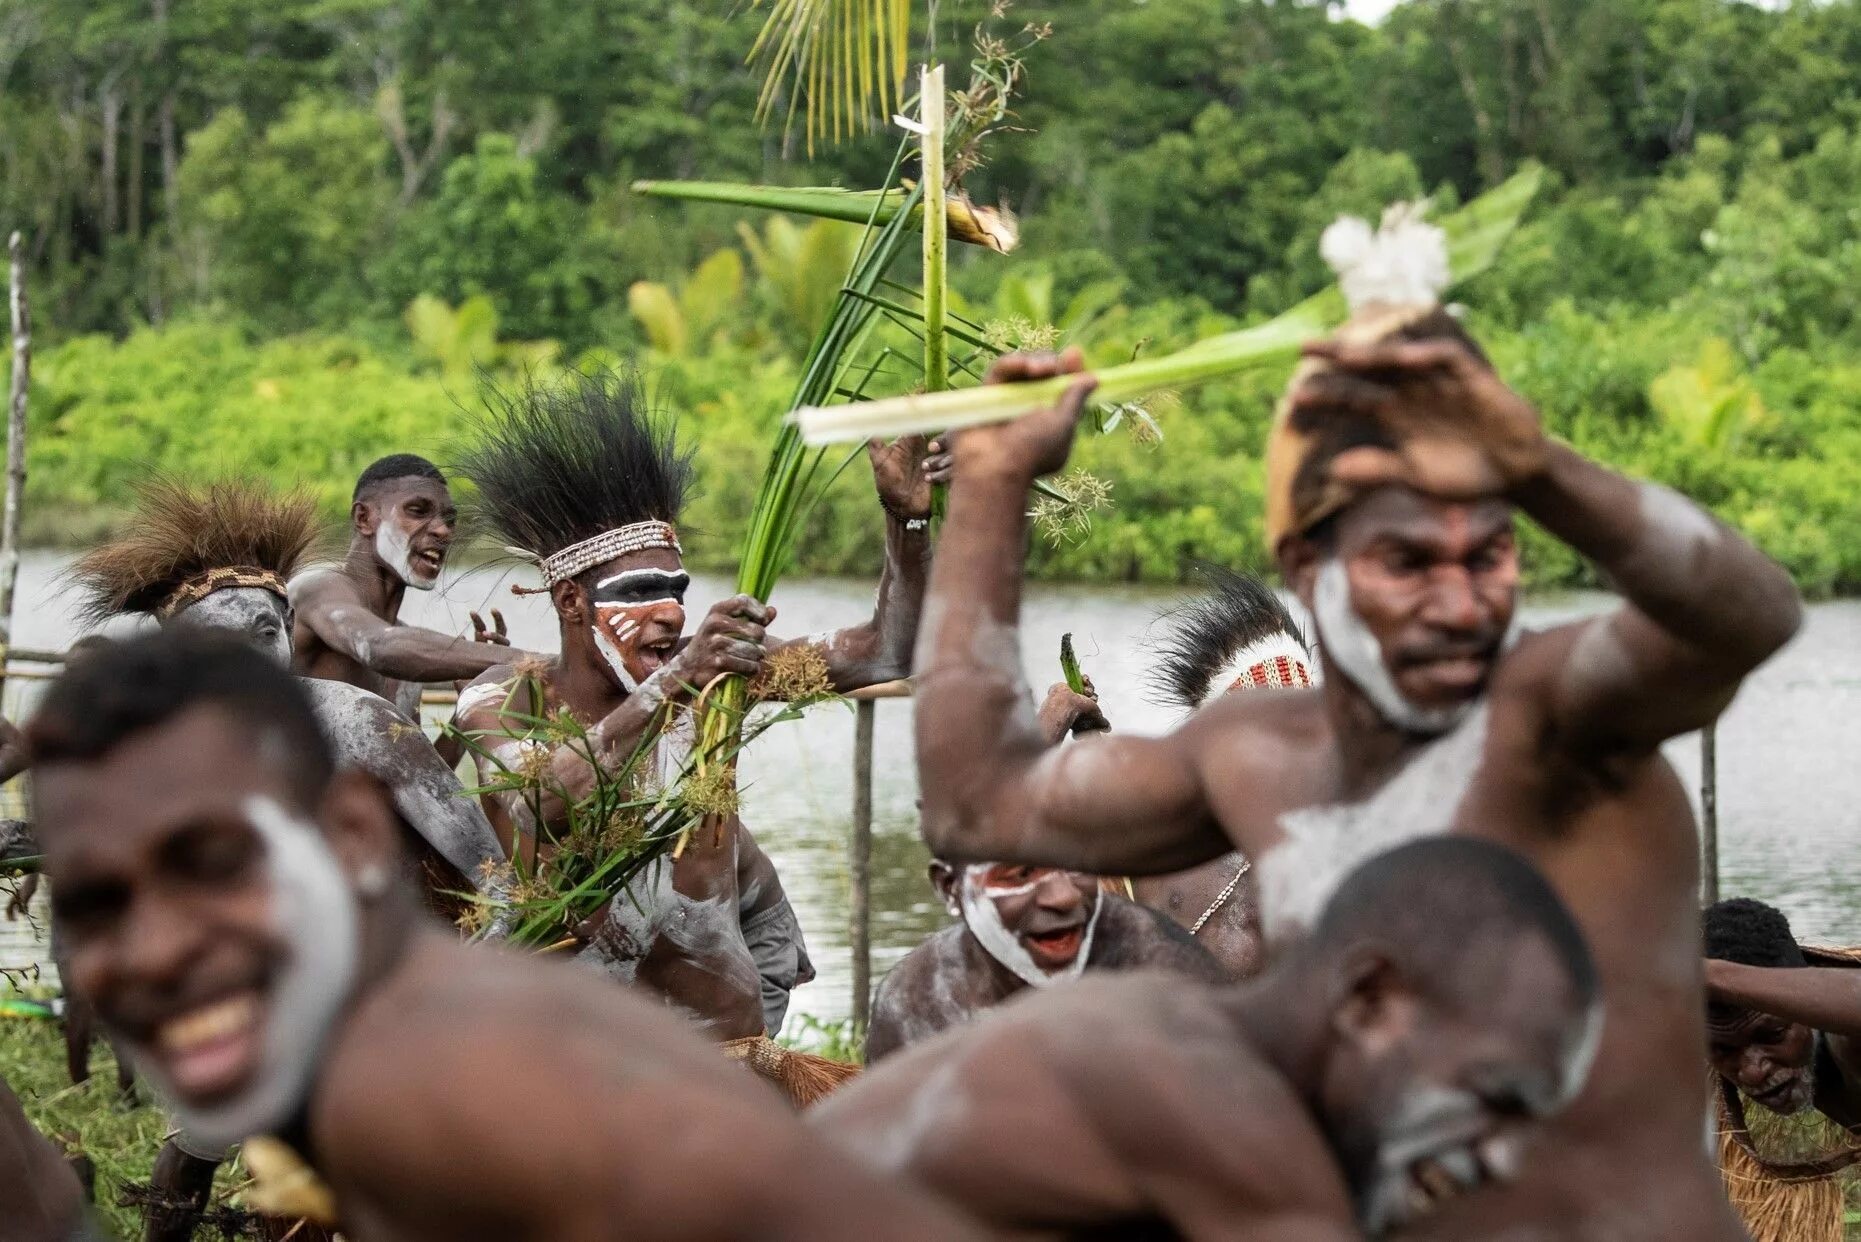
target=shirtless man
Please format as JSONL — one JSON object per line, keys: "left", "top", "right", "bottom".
{"left": 65, "top": 477, "right": 510, "bottom": 1240}
{"left": 1703, "top": 897, "right": 1861, "bottom": 1126}
{"left": 291, "top": 454, "right": 532, "bottom": 721}
{"left": 820, "top": 837, "right": 1602, "bottom": 1239}
{"left": 864, "top": 859, "right": 1222, "bottom": 1061}
{"left": 451, "top": 370, "right": 938, "bottom": 1066}
{"left": 912, "top": 298, "right": 1799, "bottom": 1233}
{"left": 26, "top": 629, "right": 982, "bottom": 1242}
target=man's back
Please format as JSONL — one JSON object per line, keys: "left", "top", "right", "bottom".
{"left": 313, "top": 932, "right": 981, "bottom": 1242}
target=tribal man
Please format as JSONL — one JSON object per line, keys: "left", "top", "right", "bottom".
{"left": 863, "top": 858, "right": 1223, "bottom": 1062}
{"left": 27, "top": 630, "right": 983, "bottom": 1242}
{"left": 291, "top": 454, "right": 533, "bottom": 721}
{"left": 451, "top": 369, "right": 940, "bottom": 1091}
{"left": 911, "top": 207, "right": 1800, "bottom": 1237}
{"left": 65, "top": 477, "right": 510, "bottom": 1242}
{"left": 819, "top": 837, "right": 1602, "bottom": 1239}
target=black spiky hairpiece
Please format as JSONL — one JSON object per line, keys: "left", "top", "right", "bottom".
{"left": 1149, "top": 565, "right": 1312, "bottom": 713}
{"left": 458, "top": 369, "right": 695, "bottom": 565}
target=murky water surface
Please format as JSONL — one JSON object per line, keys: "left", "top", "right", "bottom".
{"left": 3, "top": 552, "right": 1857, "bottom": 1031}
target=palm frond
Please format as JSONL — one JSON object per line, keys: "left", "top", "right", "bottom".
{"left": 748, "top": 0, "right": 912, "bottom": 152}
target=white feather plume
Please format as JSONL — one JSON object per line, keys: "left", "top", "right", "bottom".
{"left": 1319, "top": 201, "right": 1451, "bottom": 313}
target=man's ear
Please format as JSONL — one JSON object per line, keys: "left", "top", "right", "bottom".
{"left": 1331, "top": 946, "right": 1415, "bottom": 1055}
{"left": 552, "top": 579, "right": 586, "bottom": 627}
{"left": 1278, "top": 535, "right": 1322, "bottom": 609}
{"left": 928, "top": 861, "right": 959, "bottom": 913}
{"left": 351, "top": 497, "right": 378, "bottom": 537}
{"left": 319, "top": 769, "right": 401, "bottom": 885}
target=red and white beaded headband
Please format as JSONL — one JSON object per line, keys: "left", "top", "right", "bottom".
{"left": 527, "top": 521, "right": 682, "bottom": 588}
{"left": 1215, "top": 633, "right": 1316, "bottom": 695}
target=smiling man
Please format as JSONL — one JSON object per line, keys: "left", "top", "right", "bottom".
{"left": 451, "top": 369, "right": 940, "bottom": 1093}
{"left": 911, "top": 215, "right": 1800, "bottom": 1235}
{"left": 863, "top": 860, "right": 1222, "bottom": 1062}
{"left": 291, "top": 455, "right": 533, "bottom": 720}
{"left": 27, "top": 630, "right": 984, "bottom": 1242}
{"left": 820, "top": 837, "right": 1602, "bottom": 1239}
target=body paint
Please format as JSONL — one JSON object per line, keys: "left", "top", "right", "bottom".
{"left": 152, "top": 797, "right": 359, "bottom": 1150}
{"left": 958, "top": 867, "right": 1101, "bottom": 988}
{"left": 375, "top": 522, "right": 435, "bottom": 591}
{"left": 180, "top": 588, "right": 292, "bottom": 666}
{"left": 1312, "top": 559, "right": 1469, "bottom": 736}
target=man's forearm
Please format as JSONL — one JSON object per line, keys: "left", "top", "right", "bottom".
{"left": 1709, "top": 961, "right": 1861, "bottom": 1038}
{"left": 364, "top": 626, "right": 526, "bottom": 684}
{"left": 1513, "top": 442, "right": 1801, "bottom": 667}
{"left": 823, "top": 518, "right": 932, "bottom": 691}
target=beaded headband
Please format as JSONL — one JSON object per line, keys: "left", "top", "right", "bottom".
{"left": 1214, "top": 632, "right": 1316, "bottom": 696}
{"left": 529, "top": 521, "right": 681, "bottom": 587}
{"left": 157, "top": 567, "right": 290, "bottom": 619}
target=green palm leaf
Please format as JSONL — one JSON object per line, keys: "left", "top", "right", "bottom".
{"left": 748, "top": 0, "right": 913, "bottom": 152}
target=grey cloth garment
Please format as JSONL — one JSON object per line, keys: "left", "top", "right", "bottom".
{"left": 739, "top": 895, "right": 815, "bottom": 1035}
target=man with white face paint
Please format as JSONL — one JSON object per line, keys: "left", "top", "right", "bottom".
{"left": 912, "top": 203, "right": 1801, "bottom": 1239}
{"left": 820, "top": 837, "right": 1604, "bottom": 1240}
{"left": 29, "top": 631, "right": 983, "bottom": 1242}
{"left": 292, "top": 454, "right": 539, "bottom": 721}
{"left": 64, "top": 476, "right": 513, "bottom": 1241}
{"left": 863, "top": 859, "right": 1221, "bottom": 1062}
{"left": 451, "top": 368, "right": 944, "bottom": 1100}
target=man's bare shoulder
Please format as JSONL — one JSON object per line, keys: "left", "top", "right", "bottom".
{"left": 1089, "top": 897, "right": 1228, "bottom": 981}
{"left": 287, "top": 565, "right": 359, "bottom": 607}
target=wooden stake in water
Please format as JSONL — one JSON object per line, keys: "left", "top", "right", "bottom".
{"left": 1701, "top": 722, "right": 1720, "bottom": 905}
{"left": 850, "top": 698, "right": 876, "bottom": 1032}
{"left": 1, "top": 233, "right": 29, "bottom": 702}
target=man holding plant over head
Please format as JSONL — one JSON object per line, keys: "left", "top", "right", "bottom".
{"left": 911, "top": 206, "right": 1799, "bottom": 1238}
{"left": 450, "top": 369, "right": 945, "bottom": 1101}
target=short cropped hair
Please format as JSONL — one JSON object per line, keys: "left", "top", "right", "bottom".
{"left": 1704, "top": 898, "right": 1805, "bottom": 971}
{"left": 27, "top": 629, "right": 333, "bottom": 809}
{"left": 353, "top": 453, "right": 446, "bottom": 502}
{"left": 1310, "top": 836, "right": 1598, "bottom": 1013}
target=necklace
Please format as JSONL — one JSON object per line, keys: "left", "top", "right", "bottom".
{"left": 1189, "top": 858, "right": 1251, "bottom": 936}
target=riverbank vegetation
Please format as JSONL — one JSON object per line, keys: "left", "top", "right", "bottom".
{"left": 6, "top": 0, "right": 1861, "bottom": 593}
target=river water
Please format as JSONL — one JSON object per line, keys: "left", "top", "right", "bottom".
{"left": 3, "top": 551, "right": 1858, "bottom": 1034}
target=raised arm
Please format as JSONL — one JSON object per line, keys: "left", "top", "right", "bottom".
{"left": 291, "top": 570, "right": 531, "bottom": 685}
{"left": 1306, "top": 336, "right": 1801, "bottom": 753}
{"left": 1706, "top": 960, "right": 1861, "bottom": 1041}
{"left": 915, "top": 351, "right": 1230, "bottom": 874}
{"left": 774, "top": 436, "right": 941, "bottom": 692}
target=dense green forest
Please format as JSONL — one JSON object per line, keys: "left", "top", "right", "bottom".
{"left": 4, "top": 0, "right": 1860, "bottom": 591}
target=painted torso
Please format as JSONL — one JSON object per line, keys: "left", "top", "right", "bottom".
{"left": 1200, "top": 632, "right": 1741, "bottom": 1240}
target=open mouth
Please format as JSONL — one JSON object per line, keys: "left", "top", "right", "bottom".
{"left": 637, "top": 639, "right": 677, "bottom": 675}
{"left": 149, "top": 990, "right": 264, "bottom": 1103}
{"left": 1750, "top": 1076, "right": 1807, "bottom": 1113}
{"left": 1379, "top": 1133, "right": 1516, "bottom": 1231}
{"left": 1023, "top": 925, "right": 1085, "bottom": 970}
{"left": 411, "top": 548, "right": 444, "bottom": 579}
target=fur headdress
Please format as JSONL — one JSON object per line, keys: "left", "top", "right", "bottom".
{"left": 67, "top": 476, "right": 320, "bottom": 625}
{"left": 459, "top": 369, "right": 695, "bottom": 584}
{"left": 1150, "top": 566, "right": 1314, "bottom": 712}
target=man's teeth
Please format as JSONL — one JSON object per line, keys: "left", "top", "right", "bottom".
{"left": 158, "top": 994, "right": 260, "bottom": 1053}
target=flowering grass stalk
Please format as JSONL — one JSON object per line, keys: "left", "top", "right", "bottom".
{"left": 794, "top": 166, "right": 1545, "bottom": 445}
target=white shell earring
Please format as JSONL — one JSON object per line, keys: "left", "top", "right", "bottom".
{"left": 357, "top": 862, "right": 390, "bottom": 899}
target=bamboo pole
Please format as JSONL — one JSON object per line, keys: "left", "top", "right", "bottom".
{"left": 919, "top": 64, "right": 948, "bottom": 396}
{"left": 1701, "top": 723, "right": 1720, "bottom": 905}
{"left": 850, "top": 698, "right": 876, "bottom": 1032}
{"left": 1, "top": 233, "right": 30, "bottom": 703}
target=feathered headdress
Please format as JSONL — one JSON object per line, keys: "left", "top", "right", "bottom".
{"left": 1150, "top": 566, "right": 1315, "bottom": 713}
{"left": 1263, "top": 200, "right": 1489, "bottom": 552}
{"left": 67, "top": 477, "right": 320, "bottom": 625}
{"left": 459, "top": 369, "right": 695, "bottom": 587}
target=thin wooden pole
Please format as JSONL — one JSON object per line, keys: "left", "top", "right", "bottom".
{"left": 1700, "top": 723, "right": 1720, "bottom": 905}
{"left": 1, "top": 232, "right": 30, "bottom": 704}
{"left": 850, "top": 698, "right": 875, "bottom": 1032}
{"left": 919, "top": 63, "right": 947, "bottom": 396}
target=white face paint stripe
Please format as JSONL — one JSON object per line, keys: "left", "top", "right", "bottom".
{"left": 965, "top": 865, "right": 1042, "bottom": 898}
{"left": 959, "top": 869, "right": 1101, "bottom": 988}
{"left": 1313, "top": 558, "right": 1468, "bottom": 736}
{"left": 375, "top": 522, "right": 436, "bottom": 592}
{"left": 594, "top": 568, "right": 690, "bottom": 593}
{"left": 592, "top": 625, "right": 641, "bottom": 693}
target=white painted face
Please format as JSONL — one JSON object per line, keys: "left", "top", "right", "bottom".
{"left": 957, "top": 865, "right": 1102, "bottom": 988}
{"left": 175, "top": 588, "right": 293, "bottom": 667}
{"left": 587, "top": 566, "right": 689, "bottom": 693}
{"left": 145, "top": 796, "right": 360, "bottom": 1150}
{"left": 376, "top": 522, "right": 436, "bottom": 592}
{"left": 1312, "top": 558, "right": 1470, "bottom": 736}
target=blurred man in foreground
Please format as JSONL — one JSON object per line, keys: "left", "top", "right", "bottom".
{"left": 28, "top": 631, "right": 981, "bottom": 1242}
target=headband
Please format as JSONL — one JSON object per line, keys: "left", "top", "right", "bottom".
{"left": 1214, "top": 632, "right": 1316, "bottom": 696}
{"left": 529, "top": 521, "right": 681, "bottom": 588}
{"left": 158, "top": 567, "right": 290, "bottom": 619}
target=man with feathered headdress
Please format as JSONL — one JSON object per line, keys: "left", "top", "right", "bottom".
{"left": 909, "top": 197, "right": 1800, "bottom": 1237}
{"left": 61, "top": 476, "right": 513, "bottom": 1242}
{"left": 452, "top": 368, "right": 941, "bottom": 1102}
